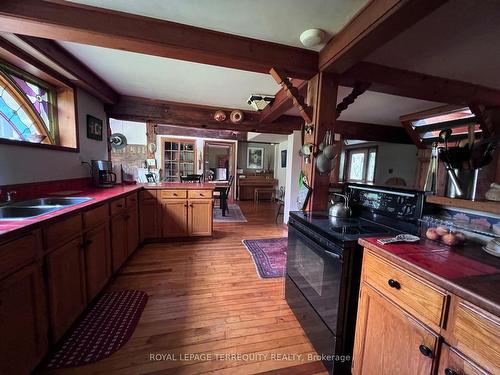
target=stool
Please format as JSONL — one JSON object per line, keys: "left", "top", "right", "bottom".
{"left": 254, "top": 188, "right": 276, "bottom": 203}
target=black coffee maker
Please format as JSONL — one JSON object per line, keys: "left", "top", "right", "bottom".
{"left": 91, "top": 160, "right": 116, "bottom": 188}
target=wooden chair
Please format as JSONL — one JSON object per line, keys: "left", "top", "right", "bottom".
{"left": 275, "top": 186, "right": 285, "bottom": 223}
{"left": 180, "top": 174, "right": 203, "bottom": 183}
{"left": 214, "top": 175, "right": 234, "bottom": 215}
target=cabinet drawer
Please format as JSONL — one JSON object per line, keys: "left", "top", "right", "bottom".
{"left": 140, "top": 189, "right": 157, "bottom": 200}
{"left": 362, "top": 251, "right": 447, "bottom": 329}
{"left": 188, "top": 190, "right": 213, "bottom": 199}
{"left": 451, "top": 300, "right": 500, "bottom": 374}
{"left": 82, "top": 204, "right": 108, "bottom": 230}
{"left": 110, "top": 198, "right": 126, "bottom": 216}
{"left": 126, "top": 192, "right": 138, "bottom": 208}
{"left": 0, "top": 231, "right": 41, "bottom": 278}
{"left": 44, "top": 214, "right": 82, "bottom": 250}
{"left": 160, "top": 190, "right": 187, "bottom": 199}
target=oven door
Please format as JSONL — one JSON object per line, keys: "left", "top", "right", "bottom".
{"left": 286, "top": 222, "right": 343, "bottom": 334}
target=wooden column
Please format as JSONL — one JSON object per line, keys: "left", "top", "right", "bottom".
{"left": 146, "top": 121, "right": 156, "bottom": 160}
{"left": 304, "top": 72, "right": 339, "bottom": 210}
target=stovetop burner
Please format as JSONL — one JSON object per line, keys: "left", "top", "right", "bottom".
{"left": 330, "top": 225, "right": 390, "bottom": 235}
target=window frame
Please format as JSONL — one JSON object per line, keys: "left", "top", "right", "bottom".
{"left": 0, "top": 55, "right": 80, "bottom": 153}
{"left": 344, "top": 146, "right": 378, "bottom": 183}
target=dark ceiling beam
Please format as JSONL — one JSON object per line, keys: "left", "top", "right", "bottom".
{"left": 155, "top": 124, "right": 247, "bottom": 141}
{"left": 319, "top": 0, "right": 448, "bottom": 73}
{"left": 335, "top": 120, "right": 412, "bottom": 144}
{"left": 16, "top": 35, "right": 118, "bottom": 104}
{"left": 340, "top": 62, "right": 500, "bottom": 107}
{"left": 259, "top": 79, "right": 307, "bottom": 123}
{"left": 105, "top": 96, "right": 304, "bottom": 135}
{"left": 0, "top": 0, "right": 318, "bottom": 79}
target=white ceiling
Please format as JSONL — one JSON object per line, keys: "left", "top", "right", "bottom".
{"left": 67, "top": 0, "right": 369, "bottom": 51}
{"left": 286, "top": 87, "right": 443, "bottom": 126}
{"left": 247, "top": 132, "right": 288, "bottom": 144}
{"left": 59, "top": 41, "right": 279, "bottom": 110}
{"left": 366, "top": 0, "right": 500, "bottom": 89}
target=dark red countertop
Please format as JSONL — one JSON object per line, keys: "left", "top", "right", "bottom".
{"left": 0, "top": 182, "right": 215, "bottom": 239}
{"left": 359, "top": 237, "right": 500, "bottom": 316}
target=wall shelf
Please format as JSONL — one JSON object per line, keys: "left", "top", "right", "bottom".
{"left": 426, "top": 195, "right": 500, "bottom": 216}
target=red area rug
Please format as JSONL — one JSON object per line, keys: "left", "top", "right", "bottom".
{"left": 45, "top": 290, "right": 148, "bottom": 369}
{"left": 243, "top": 237, "right": 287, "bottom": 278}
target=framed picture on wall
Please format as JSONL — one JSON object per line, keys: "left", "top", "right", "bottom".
{"left": 247, "top": 146, "right": 264, "bottom": 169}
{"left": 86, "top": 115, "right": 103, "bottom": 141}
{"left": 281, "top": 150, "right": 287, "bottom": 168}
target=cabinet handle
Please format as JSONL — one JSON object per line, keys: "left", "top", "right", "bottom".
{"left": 418, "top": 345, "right": 433, "bottom": 358}
{"left": 173, "top": 193, "right": 178, "bottom": 196}
{"left": 184, "top": 204, "right": 188, "bottom": 207}
{"left": 444, "top": 369, "right": 458, "bottom": 375}
{"left": 189, "top": 204, "right": 193, "bottom": 207}
{"left": 387, "top": 279, "right": 401, "bottom": 289}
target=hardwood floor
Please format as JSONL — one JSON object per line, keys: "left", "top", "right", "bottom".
{"left": 43, "top": 201, "right": 327, "bottom": 375}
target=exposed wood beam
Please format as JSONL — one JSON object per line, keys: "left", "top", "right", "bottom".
{"left": 105, "top": 96, "right": 303, "bottom": 135}
{"left": 336, "top": 82, "right": 370, "bottom": 118}
{"left": 319, "top": 0, "right": 448, "bottom": 73}
{"left": 400, "top": 104, "right": 465, "bottom": 122}
{"left": 0, "top": 0, "right": 318, "bottom": 79}
{"left": 269, "top": 68, "right": 313, "bottom": 123}
{"left": 335, "top": 120, "right": 412, "bottom": 144}
{"left": 259, "top": 79, "right": 307, "bottom": 123}
{"left": 156, "top": 124, "right": 247, "bottom": 141}
{"left": 341, "top": 62, "right": 500, "bottom": 106}
{"left": 401, "top": 119, "right": 426, "bottom": 149}
{"left": 17, "top": 35, "right": 118, "bottom": 104}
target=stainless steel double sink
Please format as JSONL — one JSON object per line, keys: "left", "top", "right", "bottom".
{"left": 0, "top": 197, "right": 92, "bottom": 220}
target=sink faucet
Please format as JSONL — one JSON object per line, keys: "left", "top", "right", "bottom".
{"left": 0, "top": 190, "right": 16, "bottom": 205}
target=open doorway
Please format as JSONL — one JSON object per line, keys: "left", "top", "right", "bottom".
{"left": 204, "top": 141, "right": 235, "bottom": 185}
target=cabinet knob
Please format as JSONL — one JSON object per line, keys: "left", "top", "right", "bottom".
{"left": 444, "top": 369, "right": 458, "bottom": 375}
{"left": 388, "top": 279, "right": 401, "bottom": 289}
{"left": 418, "top": 345, "right": 433, "bottom": 358}
{"left": 189, "top": 204, "right": 193, "bottom": 207}
{"left": 173, "top": 193, "right": 178, "bottom": 196}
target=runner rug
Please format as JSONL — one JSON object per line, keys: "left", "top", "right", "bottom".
{"left": 242, "top": 237, "right": 287, "bottom": 278}
{"left": 45, "top": 290, "right": 148, "bottom": 369}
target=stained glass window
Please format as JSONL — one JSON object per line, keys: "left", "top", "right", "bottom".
{"left": 0, "top": 64, "right": 55, "bottom": 144}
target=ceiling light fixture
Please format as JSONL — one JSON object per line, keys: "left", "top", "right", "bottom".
{"left": 299, "top": 28, "right": 326, "bottom": 48}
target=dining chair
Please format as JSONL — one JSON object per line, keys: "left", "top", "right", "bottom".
{"left": 180, "top": 174, "right": 203, "bottom": 183}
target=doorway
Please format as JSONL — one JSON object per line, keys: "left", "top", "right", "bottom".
{"left": 203, "top": 141, "right": 236, "bottom": 186}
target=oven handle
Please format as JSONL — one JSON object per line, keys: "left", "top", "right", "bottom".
{"left": 289, "top": 222, "right": 342, "bottom": 261}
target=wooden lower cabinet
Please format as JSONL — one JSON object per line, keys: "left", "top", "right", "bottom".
{"left": 46, "top": 236, "right": 87, "bottom": 342}
{"left": 437, "top": 344, "right": 488, "bottom": 375}
{"left": 161, "top": 199, "right": 188, "bottom": 237}
{"left": 0, "top": 262, "right": 48, "bottom": 375}
{"left": 352, "top": 284, "right": 439, "bottom": 375}
{"left": 126, "top": 202, "right": 139, "bottom": 256}
{"left": 111, "top": 213, "right": 127, "bottom": 272}
{"left": 188, "top": 199, "right": 213, "bottom": 236}
{"left": 84, "top": 223, "right": 111, "bottom": 301}
{"left": 139, "top": 198, "right": 159, "bottom": 240}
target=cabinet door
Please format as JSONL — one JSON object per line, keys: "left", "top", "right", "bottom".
{"left": 46, "top": 237, "right": 87, "bottom": 342}
{"left": 84, "top": 223, "right": 111, "bottom": 301}
{"left": 437, "top": 343, "right": 488, "bottom": 375}
{"left": 0, "top": 263, "right": 48, "bottom": 375}
{"left": 139, "top": 198, "right": 158, "bottom": 241}
{"left": 161, "top": 199, "right": 188, "bottom": 237}
{"left": 126, "top": 205, "right": 139, "bottom": 256}
{"left": 188, "top": 199, "right": 213, "bottom": 236}
{"left": 352, "top": 284, "right": 439, "bottom": 375}
{"left": 111, "top": 214, "right": 127, "bottom": 272}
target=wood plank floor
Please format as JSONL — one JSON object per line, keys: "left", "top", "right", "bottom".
{"left": 44, "top": 201, "right": 327, "bottom": 375}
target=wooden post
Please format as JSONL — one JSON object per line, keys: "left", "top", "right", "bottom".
{"left": 304, "top": 72, "right": 339, "bottom": 211}
{"left": 146, "top": 121, "right": 156, "bottom": 160}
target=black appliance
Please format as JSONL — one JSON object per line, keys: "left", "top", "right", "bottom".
{"left": 286, "top": 183, "right": 425, "bottom": 374}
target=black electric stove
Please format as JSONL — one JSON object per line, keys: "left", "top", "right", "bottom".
{"left": 285, "top": 184, "right": 425, "bottom": 374}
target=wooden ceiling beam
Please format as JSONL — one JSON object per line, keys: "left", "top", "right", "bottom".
{"left": 0, "top": 0, "right": 317, "bottom": 79}
{"left": 105, "top": 96, "right": 303, "bottom": 135}
{"left": 335, "top": 120, "right": 412, "bottom": 144}
{"left": 259, "top": 79, "right": 307, "bottom": 123}
{"left": 16, "top": 35, "right": 118, "bottom": 104}
{"left": 341, "top": 62, "right": 500, "bottom": 107}
{"left": 319, "top": 0, "right": 448, "bottom": 73}
{"left": 155, "top": 125, "right": 247, "bottom": 141}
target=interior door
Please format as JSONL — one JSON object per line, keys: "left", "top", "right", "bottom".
{"left": 161, "top": 199, "right": 188, "bottom": 237}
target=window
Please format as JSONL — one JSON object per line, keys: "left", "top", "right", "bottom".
{"left": 0, "top": 64, "right": 57, "bottom": 144}
{"left": 345, "top": 147, "right": 377, "bottom": 183}
{"left": 161, "top": 138, "right": 196, "bottom": 181}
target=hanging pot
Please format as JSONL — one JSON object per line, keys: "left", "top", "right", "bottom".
{"left": 316, "top": 153, "right": 332, "bottom": 173}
